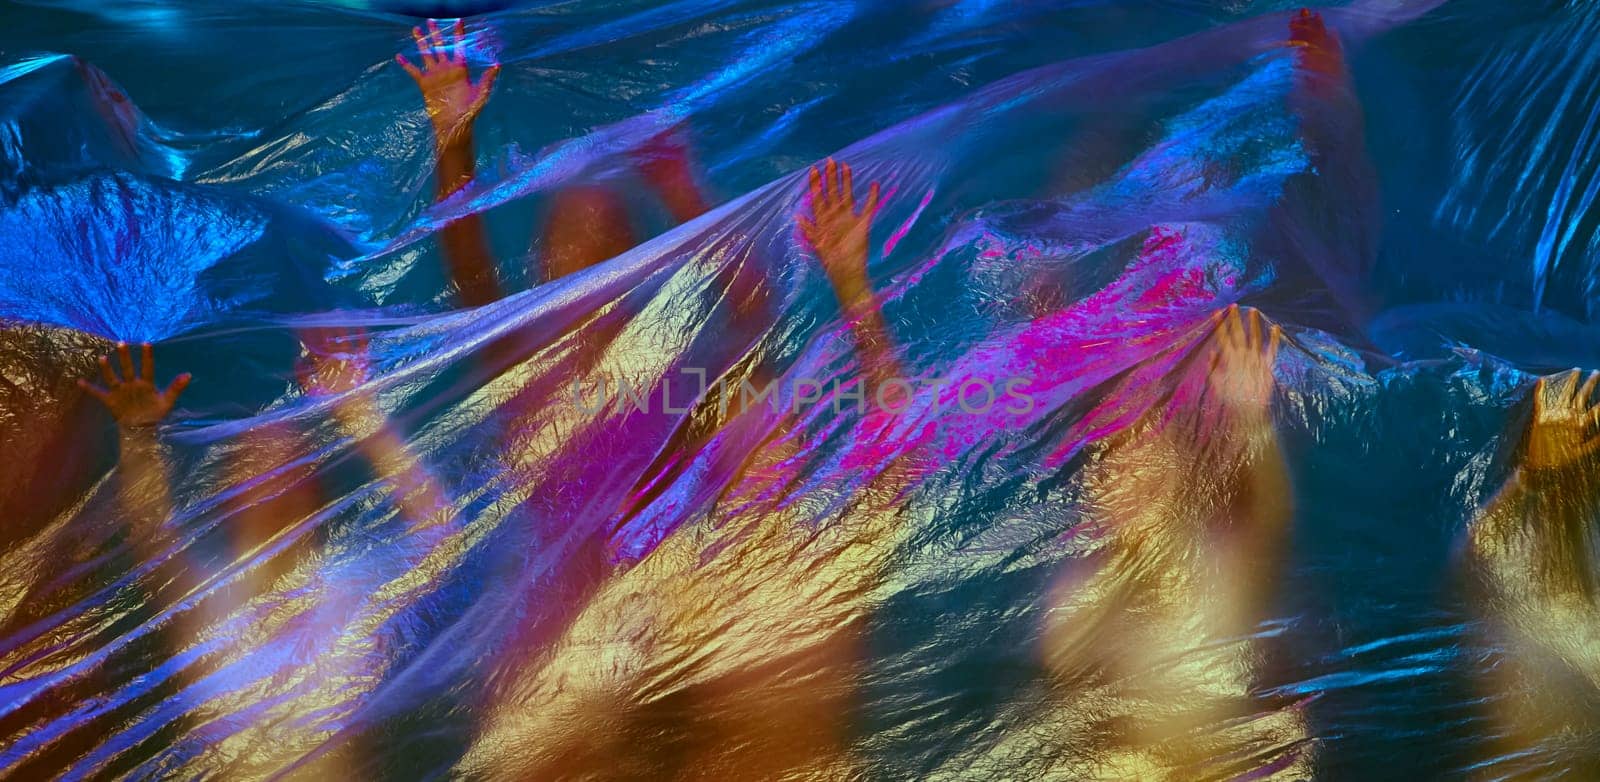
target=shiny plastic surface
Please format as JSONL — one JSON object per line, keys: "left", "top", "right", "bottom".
{"left": 2, "top": 1, "right": 1597, "bottom": 779}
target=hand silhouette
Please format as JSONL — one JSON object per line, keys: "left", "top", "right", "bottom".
{"left": 398, "top": 19, "right": 500, "bottom": 136}
{"left": 1203, "top": 304, "right": 1283, "bottom": 418}
{"left": 1522, "top": 369, "right": 1600, "bottom": 471}
{"left": 797, "top": 158, "right": 884, "bottom": 303}
{"left": 78, "top": 343, "right": 191, "bottom": 429}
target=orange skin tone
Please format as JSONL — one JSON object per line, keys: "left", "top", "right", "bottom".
{"left": 660, "top": 161, "right": 897, "bottom": 776}
{"left": 1288, "top": 8, "right": 1347, "bottom": 95}
{"left": 454, "top": 161, "right": 896, "bottom": 780}
{"left": 1464, "top": 370, "right": 1600, "bottom": 769}
{"left": 798, "top": 157, "right": 906, "bottom": 402}
{"left": 452, "top": 9, "right": 1337, "bottom": 776}
{"left": 53, "top": 334, "right": 442, "bottom": 778}
{"left": 580, "top": 161, "right": 904, "bottom": 779}
{"left": 538, "top": 173, "right": 1300, "bottom": 778}
{"left": 399, "top": 20, "right": 503, "bottom": 306}
{"left": 78, "top": 343, "right": 191, "bottom": 550}
{"left": 210, "top": 326, "right": 388, "bottom": 602}
{"left": 398, "top": 20, "right": 714, "bottom": 308}
{"left": 781, "top": 17, "right": 1334, "bottom": 765}
{"left": 7, "top": 344, "right": 203, "bottom": 780}
{"left": 77, "top": 342, "right": 191, "bottom": 429}
{"left": 798, "top": 159, "right": 1305, "bottom": 773}
{"left": 1519, "top": 371, "right": 1600, "bottom": 471}
{"left": 398, "top": 16, "right": 778, "bottom": 606}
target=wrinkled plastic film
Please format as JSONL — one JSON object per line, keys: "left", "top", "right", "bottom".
{"left": 6, "top": 1, "right": 1600, "bottom": 780}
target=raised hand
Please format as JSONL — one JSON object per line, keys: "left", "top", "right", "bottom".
{"left": 1522, "top": 369, "right": 1600, "bottom": 471}
{"left": 397, "top": 19, "right": 500, "bottom": 136}
{"left": 1204, "top": 304, "right": 1282, "bottom": 419}
{"left": 296, "top": 327, "right": 372, "bottom": 397}
{"left": 797, "top": 158, "right": 883, "bottom": 307}
{"left": 78, "top": 343, "right": 191, "bottom": 429}
{"left": 1287, "top": 8, "right": 1345, "bottom": 82}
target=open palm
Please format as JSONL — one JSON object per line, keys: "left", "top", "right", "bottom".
{"left": 79, "top": 343, "right": 191, "bottom": 428}
{"left": 397, "top": 19, "right": 500, "bottom": 135}
{"left": 1523, "top": 370, "right": 1600, "bottom": 470}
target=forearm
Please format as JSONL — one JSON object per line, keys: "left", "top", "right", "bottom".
{"left": 331, "top": 394, "right": 450, "bottom": 529}
{"left": 650, "top": 169, "right": 710, "bottom": 223}
{"left": 1240, "top": 427, "right": 1292, "bottom": 549}
{"left": 432, "top": 123, "right": 503, "bottom": 306}
{"left": 825, "top": 256, "right": 905, "bottom": 388}
{"left": 844, "top": 295, "right": 906, "bottom": 392}
{"left": 1471, "top": 462, "right": 1600, "bottom": 597}
{"left": 1485, "top": 463, "right": 1600, "bottom": 527}
{"left": 433, "top": 122, "right": 477, "bottom": 200}
{"left": 1476, "top": 467, "right": 1577, "bottom": 542}
{"left": 117, "top": 426, "right": 174, "bottom": 542}
{"left": 634, "top": 131, "right": 711, "bottom": 223}
{"left": 1092, "top": 407, "right": 1286, "bottom": 538}
{"left": 363, "top": 426, "right": 451, "bottom": 529}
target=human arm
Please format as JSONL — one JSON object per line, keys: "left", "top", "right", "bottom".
{"left": 298, "top": 328, "right": 452, "bottom": 527}
{"left": 398, "top": 19, "right": 505, "bottom": 306}
{"left": 78, "top": 343, "right": 191, "bottom": 539}
{"left": 1469, "top": 370, "right": 1600, "bottom": 601}
{"left": 632, "top": 128, "right": 711, "bottom": 223}
{"left": 797, "top": 157, "right": 905, "bottom": 391}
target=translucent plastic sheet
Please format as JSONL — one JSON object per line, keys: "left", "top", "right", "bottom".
{"left": 5, "top": 0, "right": 1600, "bottom": 779}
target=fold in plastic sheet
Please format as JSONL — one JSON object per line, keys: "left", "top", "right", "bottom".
{"left": 5, "top": 0, "right": 1600, "bottom": 780}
